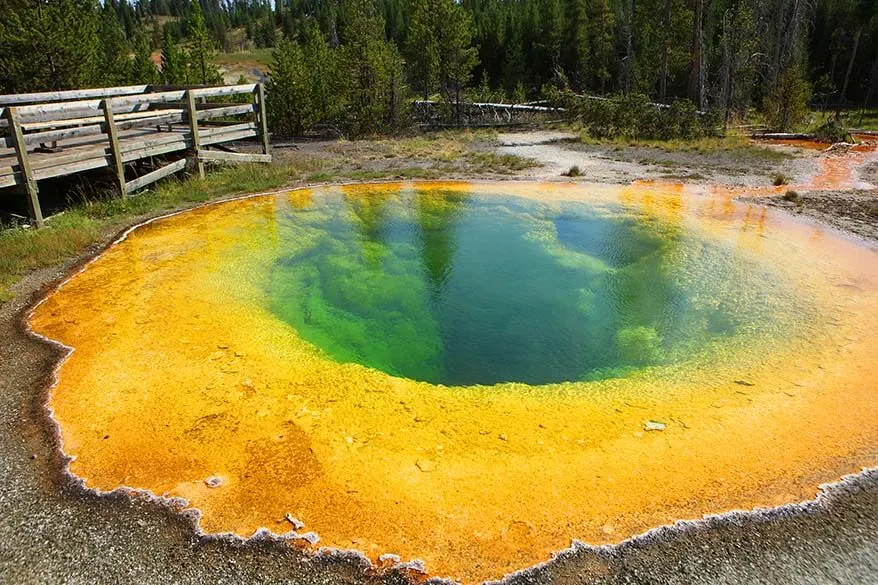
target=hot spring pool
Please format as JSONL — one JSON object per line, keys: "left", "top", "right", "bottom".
{"left": 29, "top": 181, "right": 878, "bottom": 583}
{"left": 268, "top": 187, "right": 792, "bottom": 386}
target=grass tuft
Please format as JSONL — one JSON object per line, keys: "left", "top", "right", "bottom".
{"left": 782, "top": 190, "right": 801, "bottom": 204}
{"left": 773, "top": 174, "right": 791, "bottom": 186}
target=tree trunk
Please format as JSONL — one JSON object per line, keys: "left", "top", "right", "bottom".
{"left": 859, "top": 57, "right": 878, "bottom": 125}
{"left": 840, "top": 27, "right": 862, "bottom": 106}
{"left": 659, "top": 0, "right": 672, "bottom": 102}
{"left": 687, "top": 0, "right": 704, "bottom": 109}
{"left": 721, "top": 10, "right": 732, "bottom": 130}
{"left": 625, "top": 0, "right": 635, "bottom": 92}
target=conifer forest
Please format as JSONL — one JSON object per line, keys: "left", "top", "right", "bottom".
{"left": 1, "top": 0, "right": 876, "bottom": 135}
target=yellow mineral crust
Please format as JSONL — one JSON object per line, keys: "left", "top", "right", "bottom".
{"left": 29, "top": 182, "right": 878, "bottom": 584}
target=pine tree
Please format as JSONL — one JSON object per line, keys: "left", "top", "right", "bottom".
{"left": 407, "top": 0, "right": 440, "bottom": 100}
{"left": 434, "top": 0, "right": 478, "bottom": 109}
{"left": 129, "top": 32, "right": 160, "bottom": 84}
{"left": 561, "top": 0, "right": 589, "bottom": 92}
{"left": 5, "top": 0, "right": 103, "bottom": 92}
{"left": 339, "top": 0, "right": 405, "bottom": 135}
{"left": 536, "top": 0, "right": 564, "bottom": 80}
{"left": 302, "top": 21, "right": 342, "bottom": 121}
{"left": 186, "top": 0, "right": 221, "bottom": 84}
{"left": 161, "top": 28, "right": 187, "bottom": 84}
{"left": 98, "top": 1, "right": 133, "bottom": 86}
{"left": 266, "top": 38, "right": 314, "bottom": 134}
{"left": 586, "top": 0, "right": 614, "bottom": 94}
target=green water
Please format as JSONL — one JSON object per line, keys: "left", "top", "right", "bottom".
{"left": 268, "top": 187, "right": 792, "bottom": 386}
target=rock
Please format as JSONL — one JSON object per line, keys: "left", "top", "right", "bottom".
{"left": 284, "top": 513, "right": 305, "bottom": 530}
{"left": 734, "top": 379, "right": 755, "bottom": 386}
{"left": 204, "top": 476, "right": 223, "bottom": 488}
{"left": 415, "top": 459, "right": 435, "bottom": 472}
{"left": 601, "top": 524, "right": 615, "bottom": 535}
{"left": 498, "top": 433, "right": 508, "bottom": 441}
{"left": 643, "top": 420, "right": 666, "bottom": 432}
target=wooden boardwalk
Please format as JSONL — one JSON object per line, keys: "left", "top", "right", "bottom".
{"left": 0, "top": 84, "right": 271, "bottom": 227}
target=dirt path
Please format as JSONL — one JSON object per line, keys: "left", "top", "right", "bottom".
{"left": 1, "top": 132, "right": 877, "bottom": 585}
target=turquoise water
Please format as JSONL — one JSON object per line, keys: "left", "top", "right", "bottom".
{"left": 268, "top": 187, "right": 791, "bottom": 386}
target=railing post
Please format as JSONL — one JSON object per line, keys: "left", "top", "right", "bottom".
{"left": 101, "top": 99, "right": 127, "bottom": 198}
{"left": 255, "top": 83, "right": 270, "bottom": 156}
{"left": 185, "top": 90, "right": 205, "bottom": 179}
{"left": 5, "top": 106, "right": 44, "bottom": 228}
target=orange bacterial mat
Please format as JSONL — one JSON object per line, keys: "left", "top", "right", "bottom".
{"left": 29, "top": 181, "right": 878, "bottom": 583}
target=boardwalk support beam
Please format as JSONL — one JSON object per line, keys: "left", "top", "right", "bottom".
{"left": 5, "top": 106, "right": 44, "bottom": 228}
{"left": 185, "top": 90, "right": 205, "bottom": 180}
{"left": 255, "top": 83, "right": 270, "bottom": 156}
{"left": 101, "top": 99, "right": 127, "bottom": 198}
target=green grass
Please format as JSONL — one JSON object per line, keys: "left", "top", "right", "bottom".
{"left": 0, "top": 213, "right": 102, "bottom": 302}
{"left": 214, "top": 48, "right": 274, "bottom": 67}
{"left": 0, "top": 164, "right": 289, "bottom": 302}
{"left": 811, "top": 108, "right": 878, "bottom": 132}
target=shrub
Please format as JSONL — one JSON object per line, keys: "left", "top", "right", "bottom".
{"left": 813, "top": 119, "right": 851, "bottom": 144}
{"left": 556, "top": 91, "right": 717, "bottom": 141}
{"left": 773, "top": 174, "right": 790, "bottom": 186}
{"left": 763, "top": 67, "right": 811, "bottom": 131}
{"left": 563, "top": 165, "right": 582, "bottom": 177}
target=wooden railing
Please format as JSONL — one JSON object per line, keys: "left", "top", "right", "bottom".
{"left": 0, "top": 83, "right": 271, "bottom": 228}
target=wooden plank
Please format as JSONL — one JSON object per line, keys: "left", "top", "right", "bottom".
{"left": 256, "top": 83, "right": 270, "bottom": 155}
{"left": 34, "top": 154, "right": 111, "bottom": 181}
{"left": 200, "top": 127, "right": 258, "bottom": 146}
{"left": 4, "top": 107, "right": 44, "bottom": 227}
{"left": 120, "top": 138, "right": 189, "bottom": 163}
{"left": 5, "top": 86, "right": 255, "bottom": 124}
{"left": 0, "top": 171, "right": 22, "bottom": 190}
{"left": 0, "top": 85, "right": 148, "bottom": 107}
{"left": 198, "top": 149, "right": 272, "bottom": 164}
{"left": 30, "top": 144, "right": 113, "bottom": 171}
{"left": 121, "top": 132, "right": 189, "bottom": 154}
{"left": 102, "top": 100, "right": 127, "bottom": 198}
{"left": 199, "top": 122, "right": 258, "bottom": 138}
{"left": 1, "top": 123, "right": 103, "bottom": 148}
{"left": 30, "top": 133, "right": 188, "bottom": 179}
{"left": 13, "top": 90, "right": 187, "bottom": 120}
{"left": 20, "top": 108, "right": 185, "bottom": 132}
{"left": 125, "top": 158, "right": 187, "bottom": 192}
{"left": 190, "top": 84, "right": 257, "bottom": 98}
{"left": 185, "top": 90, "right": 204, "bottom": 179}
{"left": 197, "top": 104, "right": 255, "bottom": 120}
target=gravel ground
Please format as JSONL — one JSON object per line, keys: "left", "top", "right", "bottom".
{"left": 1, "top": 136, "right": 877, "bottom": 584}
{"left": 751, "top": 189, "right": 878, "bottom": 242}
{"left": 494, "top": 131, "right": 816, "bottom": 186}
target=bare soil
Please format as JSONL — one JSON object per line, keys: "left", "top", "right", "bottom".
{"left": 752, "top": 188, "right": 878, "bottom": 242}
